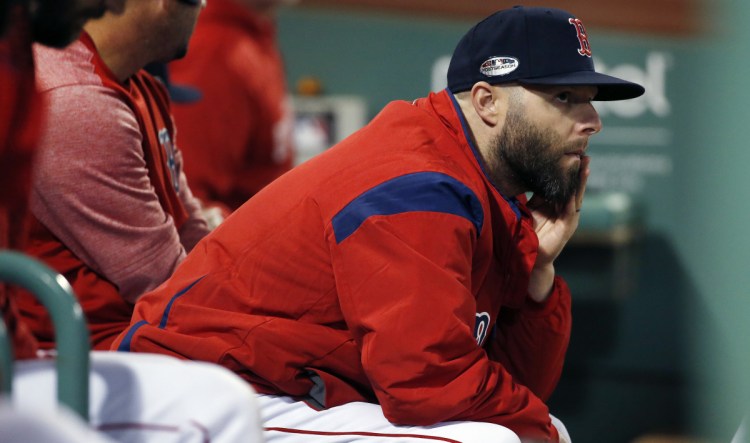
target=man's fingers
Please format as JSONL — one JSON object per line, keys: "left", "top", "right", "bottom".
{"left": 575, "top": 155, "right": 591, "bottom": 211}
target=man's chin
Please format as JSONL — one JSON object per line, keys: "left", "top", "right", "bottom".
{"left": 537, "top": 173, "right": 580, "bottom": 210}
{"left": 171, "top": 46, "right": 189, "bottom": 61}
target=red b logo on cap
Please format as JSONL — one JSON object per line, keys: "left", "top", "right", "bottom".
{"left": 569, "top": 18, "right": 592, "bottom": 57}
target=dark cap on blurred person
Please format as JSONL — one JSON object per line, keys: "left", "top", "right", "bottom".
{"left": 144, "top": 62, "right": 202, "bottom": 104}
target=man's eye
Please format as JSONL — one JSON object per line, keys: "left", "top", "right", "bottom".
{"left": 555, "top": 92, "right": 570, "bottom": 103}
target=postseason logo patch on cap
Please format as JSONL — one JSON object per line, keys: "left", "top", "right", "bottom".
{"left": 479, "top": 56, "right": 519, "bottom": 78}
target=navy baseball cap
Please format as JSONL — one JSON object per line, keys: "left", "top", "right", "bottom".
{"left": 447, "top": 6, "right": 645, "bottom": 101}
{"left": 144, "top": 63, "right": 202, "bottom": 104}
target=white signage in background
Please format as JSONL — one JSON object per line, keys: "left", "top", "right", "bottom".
{"left": 291, "top": 95, "right": 368, "bottom": 165}
{"left": 431, "top": 55, "right": 452, "bottom": 93}
{"left": 593, "top": 51, "right": 672, "bottom": 119}
{"left": 431, "top": 51, "right": 675, "bottom": 193}
{"left": 589, "top": 51, "right": 674, "bottom": 192}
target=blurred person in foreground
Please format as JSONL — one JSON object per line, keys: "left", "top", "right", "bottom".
{"left": 1, "top": 0, "right": 263, "bottom": 441}
{"left": 115, "top": 6, "right": 644, "bottom": 443}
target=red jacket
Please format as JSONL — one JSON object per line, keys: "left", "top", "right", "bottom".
{"left": 114, "top": 90, "right": 570, "bottom": 441}
{"left": 169, "top": 0, "right": 294, "bottom": 211}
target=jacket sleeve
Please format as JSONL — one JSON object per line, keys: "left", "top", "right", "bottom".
{"left": 326, "top": 173, "right": 560, "bottom": 442}
{"left": 488, "top": 276, "right": 572, "bottom": 401}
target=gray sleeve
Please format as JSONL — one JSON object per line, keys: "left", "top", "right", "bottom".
{"left": 30, "top": 85, "right": 187, "bottom": 303}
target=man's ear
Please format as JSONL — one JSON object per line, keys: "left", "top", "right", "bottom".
{"left": 470, "top": 82, "right": 504, "bottom": 127}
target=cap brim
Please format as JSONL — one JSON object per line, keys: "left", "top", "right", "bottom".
{"left": 518, "top": 71, "right": 645, "bottom": 101}
{"left": 168, "top": 85, "right": 203, "bottom": 104}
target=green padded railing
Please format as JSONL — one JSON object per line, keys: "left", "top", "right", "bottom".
{"left": 0, "top": 250, "right": 90, "bottom": 420}
{"left": 0, "top": 316, "right": 11, "bottom": 394}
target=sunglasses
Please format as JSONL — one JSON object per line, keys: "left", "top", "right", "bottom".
{"left": 177, "top": 0, "right": 206, "bottom": 7}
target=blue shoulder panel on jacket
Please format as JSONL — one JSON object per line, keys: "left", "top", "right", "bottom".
{"left": 332, "top": 171, "right": 484, "bottom": 244}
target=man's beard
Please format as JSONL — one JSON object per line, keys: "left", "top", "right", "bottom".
{"left": 489, "top": 105, "right": 582, "bottom": 208}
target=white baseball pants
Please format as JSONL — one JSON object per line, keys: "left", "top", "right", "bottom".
{"left": 9, "top": 351, "right": 263, "bottom": 443}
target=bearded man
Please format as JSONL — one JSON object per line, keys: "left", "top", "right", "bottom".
{"left": 114, "top": 6, "right": 644, "bottom": 443}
